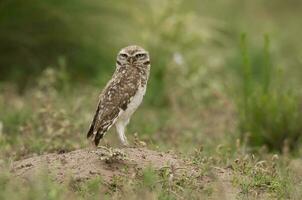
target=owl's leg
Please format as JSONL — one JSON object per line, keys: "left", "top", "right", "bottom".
{"left": 115, "top": 120, "right": 129, "bottom": 146}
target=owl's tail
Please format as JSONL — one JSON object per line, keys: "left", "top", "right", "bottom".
{"left": 87, "top": 124, "right": 104, "bottom": 146}
{"left": 87, "top": 123, "right": 95, "bottom": 139}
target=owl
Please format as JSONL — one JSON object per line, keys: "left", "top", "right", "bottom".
{"left": 87, "top": 45, "right": 151, "bottom": 146}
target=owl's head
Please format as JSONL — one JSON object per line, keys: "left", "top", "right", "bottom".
{"left": 116, "top": 45, "right": 150, "bottom": 68}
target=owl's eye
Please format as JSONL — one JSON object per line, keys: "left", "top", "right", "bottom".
{"left": 135, "top": 53, "right": 146, "bottom": 59}
{"left": 120, "top": 53, "right": 128, "bottom": 59}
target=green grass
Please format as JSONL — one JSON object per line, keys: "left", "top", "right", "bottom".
{"left": 232, "top": 153, "right": 291, "bottom": 199}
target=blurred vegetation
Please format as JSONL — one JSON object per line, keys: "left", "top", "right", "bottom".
{"left": 1, "top": 0, "right": 302, "bottom": 198}
{"left": 0, "top": 0, "right": 130, "bottom": 83}
{"left": 235, "top": 35, "right": 302, "bottom": 152}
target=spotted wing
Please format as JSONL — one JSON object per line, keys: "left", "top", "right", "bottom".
{"left": 87, "top": 72, "right": 139, "bottom": 146}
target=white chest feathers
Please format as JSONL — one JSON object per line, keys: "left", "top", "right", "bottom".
{"left": 119, "top": 85, "right": 146, "bottom": 122}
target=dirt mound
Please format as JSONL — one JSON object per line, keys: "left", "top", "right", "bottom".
{"left": 11, "top": 147, "right": 193, "bottom": 183}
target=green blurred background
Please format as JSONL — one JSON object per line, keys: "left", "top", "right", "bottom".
{"left": 0, "top": 0, "right": 302, "bottom": 155}
{"left": 2, "top": 0, "right": 301, "bottom": 87}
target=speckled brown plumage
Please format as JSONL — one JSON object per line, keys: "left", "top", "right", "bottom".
{"left": 87, "top": 45, "right": 150, "bottom": 146}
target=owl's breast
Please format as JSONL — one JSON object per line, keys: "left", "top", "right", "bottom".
{"left": 118, "top": 84, "right": 147, "bottom": 122}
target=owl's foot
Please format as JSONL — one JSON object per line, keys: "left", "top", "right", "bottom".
{"left": 121, "top": 139, "right": 129, "bottom": 147}
{"left": 118, "top": 132, "right": 129, "bottom": 147}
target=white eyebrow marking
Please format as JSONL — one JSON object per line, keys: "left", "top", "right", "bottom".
{"left": 134, "top": 51, "right": 147, "bottom": 55}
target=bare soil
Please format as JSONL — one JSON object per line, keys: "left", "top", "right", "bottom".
{"left": 10, "top": 147, "right": 240, "bottom": 198}
{"left": 11, "top": 147, "right": 196, "bottom": 183}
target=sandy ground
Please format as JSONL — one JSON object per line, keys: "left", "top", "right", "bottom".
{"left": 10, "top": 147, "right": 240, "bottom": 198}
{"left": 11, "top": 147, "right": 194, "bottom": 183}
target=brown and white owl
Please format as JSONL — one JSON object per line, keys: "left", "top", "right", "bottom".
{"left": 87, "top": 45, "right": 151, "bottom": 146}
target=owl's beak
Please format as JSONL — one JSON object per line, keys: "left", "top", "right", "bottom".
{"left": 128, "top": 57, "right": 134, "bottom": 64}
